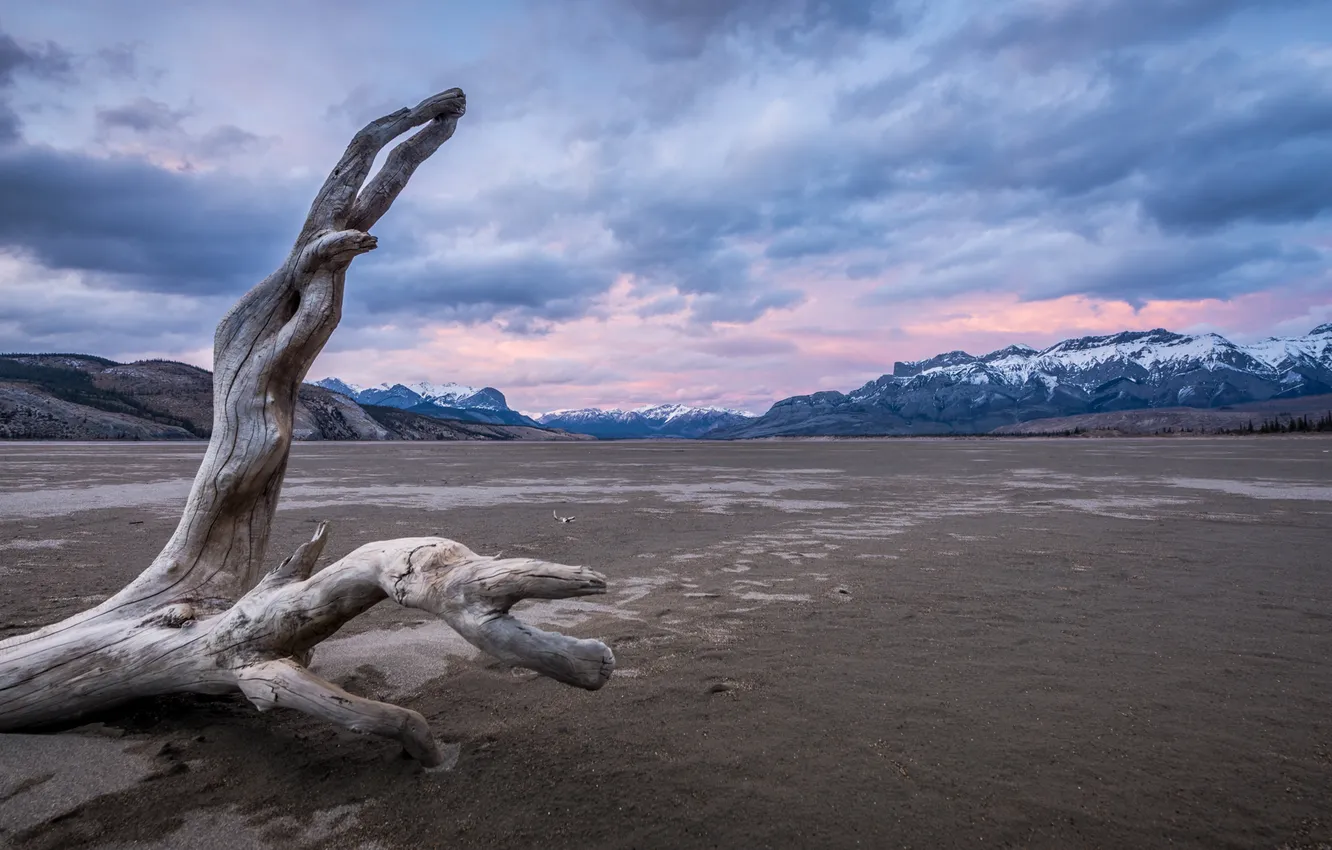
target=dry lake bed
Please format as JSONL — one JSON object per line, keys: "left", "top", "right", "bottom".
{"left": 1, "top": 437, "right": 1330, "bottom": 849}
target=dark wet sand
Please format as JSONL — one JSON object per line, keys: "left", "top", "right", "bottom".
{"left": 1, "top": 438, "right": 1330, "bottom": 849}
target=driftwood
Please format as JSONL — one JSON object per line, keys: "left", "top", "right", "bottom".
{"left": 0, "top": 89, "right": 614, "bottom": 767}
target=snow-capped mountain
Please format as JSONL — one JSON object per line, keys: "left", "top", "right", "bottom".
{"left": 719, "top": 324, "right": 1332, "bottom": 438}
{"left": 538, "top": 404, "right": 758, "bottom": 439}
{"left": 313, "top": 378, "right": 537, "bottom": 427}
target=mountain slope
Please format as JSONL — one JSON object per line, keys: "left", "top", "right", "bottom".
{"left": 0, "top": 355, "right": 581, "bottom": 442}
{"left": 361, "top": 405, "right": 592, "bottom": 441}
{"left": 537, "top": 404, "right": 757, "bottom": 439}
{"left": 718, "top": 324, "right": 1332, "bottom": 438}
{"left": 313, "top": 378, "right": 540, "bottom": 426}
{"left": 990, "top": 394, "right": 1332, "bottom": 436}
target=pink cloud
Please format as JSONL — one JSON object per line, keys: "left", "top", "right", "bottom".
{"left": 309, "top": 277, "right": 1332, "bottom": 415}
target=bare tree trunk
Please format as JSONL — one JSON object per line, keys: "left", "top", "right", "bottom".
{"left": 0, "top": 89, "right": 614, "bottom": 768}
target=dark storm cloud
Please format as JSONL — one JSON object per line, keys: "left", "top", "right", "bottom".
{"left": 2, "top": 0, "right": 1330, "bottom": 363}
{"left": 95, "top": 97, "right": 190, "bottom": 134}
{"left": 614, "top": 0, "right": 906, "bottom": 59}
{"left": 1145, "top": 147, "right": 1332, "bottom": 233}
{"left": 830, "top": 40, "right": 1332, "bottom": 244}
{"left": 954, "top": 0, "right": 1310, "bottom": 68}
{"left": 194, "top": 125, "right": 267, "bottom": 158}
{"left": 0, "top": 145, "right": 302, "bottom": 294}
{"left": 351, "top": 252, "right": 614, "bottom": 329}
{"left": 0, "top": 31, "right": 74, "bottom": 144}
{"left": 1074, "top": 240, "right": 1324, "bottom": 302}
{"left": 0, "top": 32, "right": 72, "bottom": 84}
{"left": 691, "top": 287, "right": 807, "bottom": 324}
{"left": 865, "top": 234, "right": 1326, "bottom": 307}
{"left": 0, "top": 31, "right": 298, "bottom": 303}
{"left": 93, "top": 44, "right": 138, "bottom": 78}
{"left": 0, "top": 285, "right": 224, "bottom": 354}
{"left": 0, "top": 104, "right": 19, "bottom": 144}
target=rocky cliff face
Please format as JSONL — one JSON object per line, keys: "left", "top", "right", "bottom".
{"left": 717, "top": 325, "right": 1332, "bottom": 438}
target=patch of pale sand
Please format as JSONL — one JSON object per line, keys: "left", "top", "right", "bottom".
{"left": 697, "top": 622, "right": 736, "bottom": 643}
{"left": 1051, "top": 495, "right": 1196, "bottom": 518}
{"left": 1185, "top": 511, "right": 1261, "bottom": 523}
{"left": 795, "top": 516, "right": 913, "bottom": 540}
{"left": 0, "top": 481, "right": 192, "bottom": 518}
{"left": 422, "top": 742, "right": 462, "bottom": 773}
{"left": 1004, "top": 481, "right": 1078, "bottom": 490}
{"left": 312, "top": 621, "right": 480, "bottom": 694}
{"left": 0, "top": 734, "right": 156, "bottom": 835}
{"left": 312, "top": 576, "right": 662, "bottom": 693}
{"left": 1166, "top": 477, "right": 1332, "bottom": 501}
{"left": 99, "top": 802, "right": 375, "bottom": 849}
{"left": 605, "top": 574, "right": 677, "bottom": 607}
{"left": 0, "top": 539, "right": 68, "bottom": 550}
{"left": 276, "top": 473, "right": 849, "bottom": 515}
{"left": 737, "top": 591, "right": 813, "bottom": 603}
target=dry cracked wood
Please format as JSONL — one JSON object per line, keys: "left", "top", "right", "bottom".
{"left": 0, "top": 89, "right": 615, "bottom": 767}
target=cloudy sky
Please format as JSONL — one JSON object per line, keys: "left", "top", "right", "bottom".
{"left": 1, "top": 1, "right": 1329, "bottom": 414}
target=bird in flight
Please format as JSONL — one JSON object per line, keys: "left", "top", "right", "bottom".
{"left": 553, "top": 509, "right": 576, "bottom": 524}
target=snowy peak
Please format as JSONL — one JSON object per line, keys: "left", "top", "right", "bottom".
{"left": 403, "top": 381, "right": 508, "bottom": 411}
{"left": 311, "top": 377, "right": 534, "bottom": 427}
{"left": 537, "top": 404, "right": 757, "bottom": 439}
{"left": 408, "top": 380, "right": 477, "bottom": 400}
{"left": 314, "top": 377, "right": 507, "bottom": 411}
{"left": 893, "top": 350, "right": 976, "bottom": 377}
{"left": 981, "top": 344, "right": 1037, "bottom": 361}
{"left": 875, "top": 326, "right": 1315, "bottom": 393}
{"left": 732, "top": 322, "right": 1332, "bottom": 438}
{"left": 727, "top": 323, "right": 1332, "bottom": 438}
{"left": 1045, "top": 328, "right": 1186, "bottom": 354}
{"left": 314, "top": 377, "right": 363, "bottom": 397}
{"left": 632, "top": 403, "right": 758, "bottom": 423}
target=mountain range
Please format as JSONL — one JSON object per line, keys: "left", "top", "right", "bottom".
{"left": 536, "top": 405, "right": 757, "bottom": 439}
{"left": 7, "top": 323, "right": 1330, "bottom": 441}
{"left": 715, "top": 324, "right": 1332, "bottom": 438}
{"left": 0, "top": 355, "right": 585, "bottom": 442}
{"left": 314, "top": 379, "right": 757, "bottom": 439}
{"left": 311, "top": 379, "right": 540, "bottom": 427}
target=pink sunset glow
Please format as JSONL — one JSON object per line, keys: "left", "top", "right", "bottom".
{"left": 0, "top": 2, "right": 1328, "bottom": 415}
{"left": 311, "top": 280, "right": 1332, "bottom": 415}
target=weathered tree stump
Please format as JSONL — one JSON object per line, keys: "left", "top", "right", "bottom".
{"left": 0, "top": 89, "right": 614, "bottom": 767}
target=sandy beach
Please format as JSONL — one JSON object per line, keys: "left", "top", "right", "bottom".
{"left": 1, "top": 437, "right": 1330, "bottom": 849}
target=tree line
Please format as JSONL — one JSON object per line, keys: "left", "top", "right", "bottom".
{"left": 1240, "top": 411, "right": 1332, "bottom": 433}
